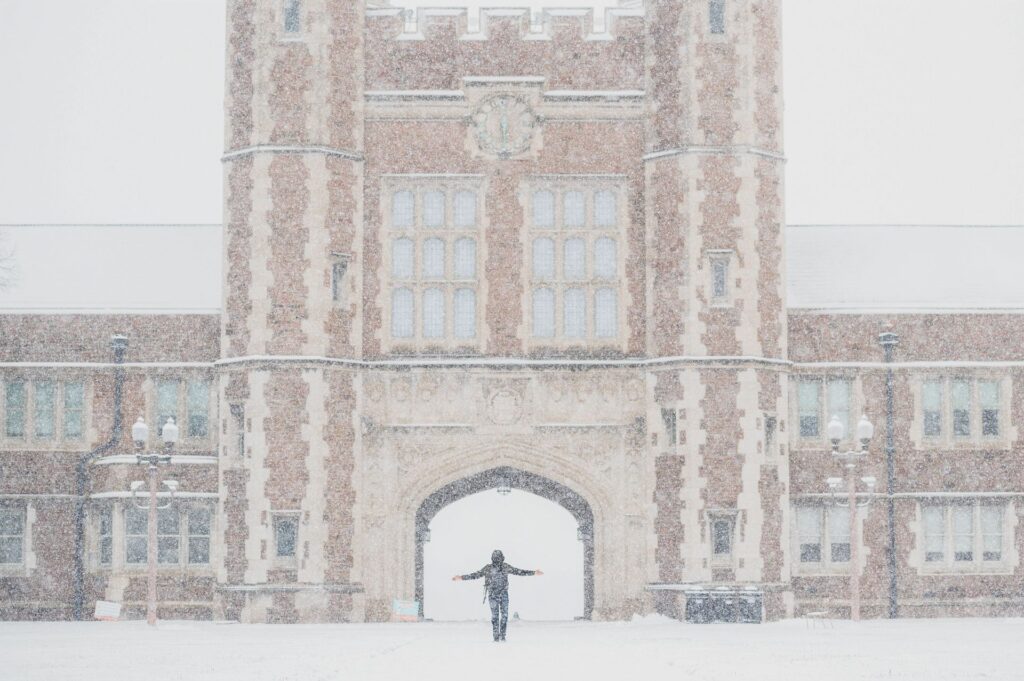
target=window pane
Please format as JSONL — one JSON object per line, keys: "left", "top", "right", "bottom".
{"left": 391, "top": 288, "right": 414, "bottom": 339}
{"left": 923, "top": 380, "right": 942, "bottom": 437}
{"left": 454, "top": 190, "right": 476, "bottom": 228}
{"left": 453, "top": 288, "right": 476, "bottom": 339}
{"left": 952, "top": 379, "right": 970, "bottom": 437}
{"left": 189, "top": 537, "right": 210, "bottom": 564}
{"left": 453, "top": 238, "right": 476, "bottom": 279}
{"left": 797, "top": 381, "right": 820, "bottom": 437}
{"left": 827, "top": 379, "right": 851, "bottom": 436}
{"left": 283, "top": 0, "right": 302, "bottom": 32}
{"left": 711, "top": 259, "right": 728, "bottom": 298}
{"left": 595, "top": 288, "right": 617, "bottom": 339}
{"left": 97, "top": 508, "right": 113, "bottom": 566}
{"left": 157, "top": 507, "right": 179, "bottom": 535}
{"left": 0, "top": 537, "right": 22, "bottom": 564}
{"left": 422, "top": 288, "right": 445, "bottom": 339}
{"left": 275, "top": 517, "right": 297, "bottom": 558}
{"left": 709, "top": 0, "right": 725, "bottom": 34}
{"left": 186, "top": 380, "right": 210, "bottom": 438}
{"left": 100, "top": 537, "right": 113, "bottom": 566}
{"left": 533, "top": 190, "right": 554, "bottom": 228}
{"left": 125, "top": 507, "right": 147, "bottom": 536}
{"left": 532, "top": 238, "right": 555, "bottom": 280}
{"left": 391, "top": 238, "right": 414, "bottom": 279}
{"left": 594, "top": 190, "right": 616, "bottom": 227}
{"left": 563, "top": 191, "right": 585, "bottom": 228}
{"left": 533, "top": 288, "right": 555, "bottom": 338}
{"left": 981, "top": 506, "right": 1002, "bottom": 560}
{"left": 126, "top": 537, "right": 147, "bottom": 564}
{"left": 423, "top": 190, "right": 444, "bottom": 227}
{"left": 564, "top": 238, "right": 586, "bottom": 280}
{"left": 5, "top": 381, "right": 26, "bottom": 438}
{"left": 34, "top": 380, "right": 55, "bottom": 438}
{"left": 332, "top": 261, "right": 347, "bottom": 303}
{"left": 594, "top": 238, "right": 616, "bottom": 280}
{"left": 422, "top": 238, "right": 445, "bottom": 279}
{"left": 64, "top": 381, "right": 85, "bottom": 438}
{"left": 952, "top": 505, "right": 973, "bottom": 561}
{"left": 980, "top": 380, "right": 999, "bottom": 436}
{"left": 391, "top": 190, "right": 414, "bottom": 228}
{"left": 98, "top": 507, "right": 113, "bottom": 536}
{"left": 189, "top": 508, "right": 211, "bottom": 536}
{"left": 564, "top": 288, "right": 586, "bottom": 338}
{"left": 156, "top": 380, "right": 179, "bottom": 435}
{"left": 922, "top": 506, "right": 944, "bottom": 562}
{"left": 157, "top": 537, "right": 179, "bottom": 564}
{"left": 712, "top": 520, "right": 731, "bottom": 555}
{"left": 828, "top": 507, "right": 850, "bottom": 563}
{"left": 797, "top": 508, "right": 822, "bottom": 562}
{"left": 0, "top": 510, "right": 23, "bottom": 536}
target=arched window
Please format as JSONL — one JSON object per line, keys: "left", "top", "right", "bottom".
{"left": 391, "top": 190, "right": 414, "bottom": 228}
{"left": 563, "top": 191, "right": 585, "bottom": 228}
{"left": 423, "top": 190, "right": 445, "bottom": 228}
{"left": 454, "top": 190, "right": 476, "bottom": 228}
{"left": 532, "top": 237, "right": 555, "bottom": 280}
{"left": 594, "top": 190, "right": 617, "bottom": 227}
{"left": 392, "top": 238, "right": 414, "bottom": 279}
{"left": 391, "top": 288, "right": 414, "bottom": 338}
{"left": 454, "top": 288, "right": 476, "bottom": 339}
{"left": 533, "top": 190, "right": 555, "bottom": 228}
{"left": 564, "top": 288, "right": 586, "bottom": 338}
{"left": 594, "top": 238, "right": 617, "bottom": 280}
{"left": 454, "top": 238, "right": 476, "bottom": 279}
{"left": 563, "top": 238, "right": 586, "bottom": 281}
{"left": 595, "top": 288, "right": 617, "bottom": 338}
{"left": 532, "top": 288, "right": 555, "bottom": 338}
{"left": 422, "top": 238, "right": 444, "bottom": 279}
{"left": 422, "top": 288, "right": 445, "bottom": 339}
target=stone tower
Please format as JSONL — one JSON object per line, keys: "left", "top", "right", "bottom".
{"left": 219, "top": 0, "right": 365, "bottom": 621}
{"left": 644, "top": 0, "right": 789, "bottom": 616}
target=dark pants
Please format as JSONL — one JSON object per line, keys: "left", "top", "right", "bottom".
{"left": 488, "top": 591, "right": 509, "bottom": 640}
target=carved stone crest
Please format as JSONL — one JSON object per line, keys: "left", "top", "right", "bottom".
{"left": 472, "top": 95, "right": 538, "bottom": 158}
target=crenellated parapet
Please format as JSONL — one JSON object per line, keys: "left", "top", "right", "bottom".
{"left": 366, "top": 5, "right": 644, "bottom": 90}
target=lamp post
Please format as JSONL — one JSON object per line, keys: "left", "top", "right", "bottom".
{"left": 130, "top": 416, "right": 178, "bottom": 626}
{"left": 878, "top": 331, "right": 900, "bottom": 618}
{"left": 826, "top": 414, "right": 876, "bottom": 621}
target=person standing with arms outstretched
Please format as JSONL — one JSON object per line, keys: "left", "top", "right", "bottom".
{"left": 453, "top": 550, "right": 543, "bottom": 642}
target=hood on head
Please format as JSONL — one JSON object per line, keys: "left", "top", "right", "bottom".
{"left": 491, "top": 550, "right": 504, "bottom": 565}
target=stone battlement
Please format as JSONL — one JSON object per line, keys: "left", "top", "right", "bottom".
{"left": 367, "top": 5, "right": 644, "bottom": 42}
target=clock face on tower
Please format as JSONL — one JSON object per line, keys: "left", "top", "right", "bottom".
{"left": 471, "top": 95, "right": 538, "bottom": 158}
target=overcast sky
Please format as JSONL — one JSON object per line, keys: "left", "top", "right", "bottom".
{"left": 0, "top": 0, "right": 1021, "bottom": 226}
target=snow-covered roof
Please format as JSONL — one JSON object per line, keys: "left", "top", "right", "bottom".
{"left": 0, "top": 224, "right": 221, "bottom": 313}
{"left": 1, "top": 223, "right": 1021, "bottom": 314}
{"left": 786, "top": 225, "right": 1024, "bottom": 312}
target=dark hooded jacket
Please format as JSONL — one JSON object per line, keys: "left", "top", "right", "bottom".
{"left": 460, "top": 550, "right": 536, "bottom": 597}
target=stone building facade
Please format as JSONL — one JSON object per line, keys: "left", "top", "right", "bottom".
{"left": 0, "top": 0, "right": 1021, "bottom": 622}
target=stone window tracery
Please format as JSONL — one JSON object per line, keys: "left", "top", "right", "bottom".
{"left": 384, "top": 178, "right": 483, "bottom": 349}
{"left": 917, "top": 501, "right": 1010, "bottom": 573}
{"left": 1, "top": 377, "right": 88, "bottom": 448}
{"left": 914, "top": 376, "right": 1007, "bottom": 447}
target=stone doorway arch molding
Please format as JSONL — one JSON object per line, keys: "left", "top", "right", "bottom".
{"left": 414, "top": 465, "right": 595, "bottom": 620}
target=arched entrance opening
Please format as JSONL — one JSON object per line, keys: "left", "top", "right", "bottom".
{"left": 415, "top": 466, "right": 594, "bottom": 620}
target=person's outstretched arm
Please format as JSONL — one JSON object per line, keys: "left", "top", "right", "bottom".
{"left": 452, "top": 565, "right": 487, "bottom": 581}
{"left": 505, "top": 565, "right": 542, "bottom": 576}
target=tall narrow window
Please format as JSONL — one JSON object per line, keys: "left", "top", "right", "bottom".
{"left": 391, "top": 190, "right": 414, "bottom": 228}
{"left": 710, "top": 257, "right": 729, "bottom": 301}
{"left": 828, "top": 506, "right": 851, "bottom": 563}
{"left": 563, "top": 239, "right": 586, "bottom": 280}
{"left": 594, "top": 288, "right": 617, "bottom": 338}
{"left": 33, "top": 380, "right": 55, "bottom": 439}
{"left": 981, "top": 506, "right": 1002, "bottom": 561}
{"left": 564, "top": 288, "right": 586, "bottom": 338}
{"left": 4, "top": 380, "right": 26, "bottom": 438}
{"left": 712, "top": 517, "right": 733, "bottom": 557}
{"left": 827, "top": 378, "right": 852, "bottom": 437}
{"left": 952, "top": 379, "right": 971, "bottom": 437}
{"left": 797, "top": 380, "right": 820, "bottom": 438}
{"left": 157, "top": 507, "right": 180, "bottom": 564}
{"left": 594, "top": 190, "right": 617, "bottom": 228}
{"left": 0, "top": 508, "right": 24, "bottom": 564}
{"left": 423, "top": 190, "right": 445, "bottom": 228}
{"left": 283, "top": 0, "right": 302, "bottom": 33}
{"left": 453, "top": 238, "right": 476, "bottom": 279}
{"left": 156, "top": 380, "right": 179, "bottom": 437}
{"left": 922, "top": 506, "right": 944, "bottom": 562}
{"left": 125, "top": 506, "right": 148, "bottom": 564}
{"left": 922, "top": 380, "right": 942, "bottom": 437}
{"left": 952, "top": 505, "right": 973, "bottom": 562}
{"left": 454, "top": 191, "right": 476, "bottom": 228}
{"left": 661, "top": 408, "right": 677, "bottom": 447}
{"left": 230, "top": 404, "right": 245, "bottom": 456}
{"left": 765, "top": 415, "right": 777, "bottom": 452}
{"left": 532, "top": 238, "right": 555, "bottom": 279}
{"left": 532, "top": 288, "right": 555, "bottom": 338}
{"left": 273, "top": 515, "right": 298, "bottom": 559}
{"left": 186, "top": 380, "right": 210, "bottom": 438}
{"left": 422, "top": 238, "right": 445, "bottom": 279}
{"left": 422, "top": 288, "right": 445, "bottom": 339}
{"left": 391, "top": 288, "right": 414, "bottom": 338}
{"left": 594, "top": 238, "right": 617, "bottom": 280}
{"left": 979, "top": 380, "right": 999, "bottom": 436}
{"left": 331, "top": 259, "right": 348, "bottom": 304}
{"left": 709, "top": 0, "right": 726, "bottom": 34}
{"left": 98, "top": 506, "right": 113, "bottom": 566}
{"left": 188, "top": 508, "right": 211, "bottom": 565}
{"left": 454, "top": 288, "right": 476, "bottom": 339}
{"left": 533, "top": 190, "right": 555, "bottom": 228}
{"left": 563, "top": 191, "right": 585, "bottom": 228}
{"left": 392, "top": 238, "right": 414, "bottom": 279}
{"left": 797, "top": 507, "right": 822, "bottom": 563}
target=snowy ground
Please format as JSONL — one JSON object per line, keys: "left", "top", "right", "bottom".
{"left": 2, "top": 616, "right": 1021, "bottom": 681}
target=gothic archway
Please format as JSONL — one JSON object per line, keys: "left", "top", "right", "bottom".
{"left": 414, "top": 466, "right": 594, "bottom": 619}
